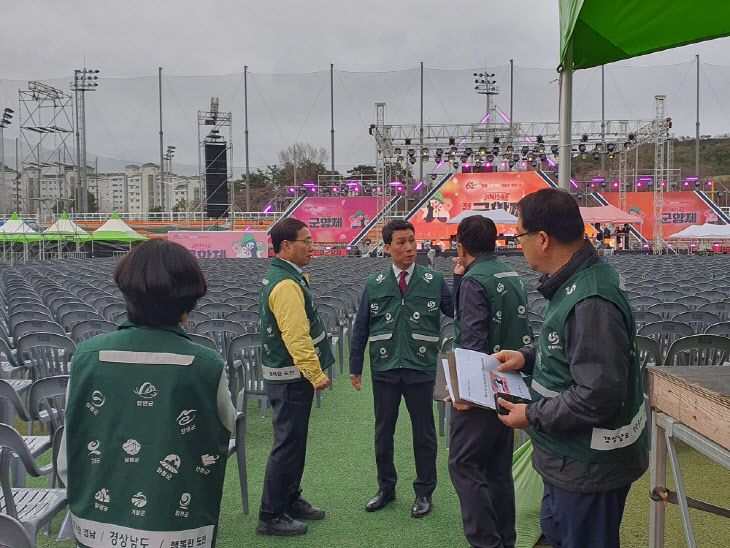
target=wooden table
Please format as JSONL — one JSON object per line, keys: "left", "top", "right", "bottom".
{"left": 649, "top": 366, "right": 730, "bottom": 548}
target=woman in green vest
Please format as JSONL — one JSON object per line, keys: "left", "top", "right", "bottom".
{"left": 59, "top": 239, "right": 237, "bottom": 548}
{"left": 495, "top": 188, "right": 648, "bottom": 548}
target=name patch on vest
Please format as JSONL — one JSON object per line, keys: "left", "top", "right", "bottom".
{"left": 70, "top": 513, "right": 215, "bottom": 548}
{"left": 590, "top": 407, "right": 646, "bottom": 451}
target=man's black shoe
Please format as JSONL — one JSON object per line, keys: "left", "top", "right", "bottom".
{"left": 289, "top": 498, "right": 325, "bottom": 520}
{"left": 365, "top": 490, "right": 395, "bottom": 512}
{"left": 256, "top": 513, "right": 308, "bottom": 536}
{"left": 411, "top": 496, "right": 432, "bottom": 518}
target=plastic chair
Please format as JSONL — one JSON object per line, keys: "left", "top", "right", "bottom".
{"left": 0, "top": 424, "right": 67, "bottom": 542}
{"left": 59, "top": 310, "right": 105, "bottom": 333}
{"left": 671, "top": 311, "right": 721, "bottom": 335}
{"left": 70, "top": 319, "right": 117, "bottom": 343}
{"left": 645, "top": 302, "right": 690, "bottom": 321}
{"left": 12, "top": 320, "right": 66, "bottom": 342}
{"left": 664, "top": 334, "right": 730, "bottom": 366}
{"left": 16, "top": 334, "right": 75, "bottom": 380}
{"left": 705, "top": 322, "right": 730, "bottom": 336}
{"left": 698, "top": 302, "right": 730, "bottom": 322}
{"left": 0, "top": 513, "right": 35, "bottom": 548}
{"left": 633, "top": 310, "right": 663, "bottom": 328}
{"left": 227, "top": 333, "right": 267, "bottom": 418}
{"left": 187, "top": 333, "right": 218, "bottom": 351}
{"left": 638, "top": 321, "right": 694, "bottom": 359}
{"left": 630, "top": 296, "right": 662, "bottom": 311}
{"left": 223, "top": 311, "right": 260, "bottom": 333}
{"left": 199, "top": 302, "right": 239, "bottom": 319}
{"left": 193, "top": 320, "right": 247, "bottom": 358}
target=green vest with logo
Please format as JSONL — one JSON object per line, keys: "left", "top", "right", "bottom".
{"left": 367, "top": 264, "right": 443, "bottom": 373}
{"left": 259, "top": 257, "right": 335, "bottom": 384}
{"left": 65, "top": 323, "right": 230, "bottom": 548}
{"left": 529, "top": 261, "right": 647, "bottom": 463}
{"left": 454, "top": 257, "right": 532, "bottom": 352}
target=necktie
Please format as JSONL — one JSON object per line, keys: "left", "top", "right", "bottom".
{"left": 399, "top": 270, "right": 408, "bottom": 296}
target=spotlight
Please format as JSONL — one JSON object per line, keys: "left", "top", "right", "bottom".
{"left": 578, "top": 143, "right": 586, "bottom": 153}
{"left": 628, "top": 133, "right": 635, "bottom": 141}
{"left": 492, "top": 146, "right": 500, "bottom": 155}
{"left": 405, "top": 138, "right": 411, "bottom": 145}
{"left": 408, "top": 149, "right": 415, "bottom": 157}
{"left": 450, "top": 146, "right": 458, "bottom": 154}
{"left": 595, "top": 143, "right": 603, "bottom": 152}
{"left": 607, "top": 143, "right": 616, "bottom": 153}
{"left": 508, "top": 160, "right": 515, "bottom": 168}
{"left": 448, "top": 137, "right": 455, "bottom": 145}
{"left": 608, "top": 153, "right": 615, "bottom": 159}
{"left": 593, "top": 152, "right": 600, "bottom": 161}
{"left": 493, "top": 136, "right": 500, "bottom": 144}
{"left": 521, "top": 146, "right": 529, "bottom": 155}
{"left": 397, "top": 155, "right": 404, "bottom": 164}
{"left": 421, "top": 147, "right": 429, "bottom": 155}
{"left": 581, "top": 134, "right": 588, "bottom": 142}
{"left": 624, "top": 142, "right": 632, "bottom": 151}
{"left": 538, "top": 144, "right": 545, "bottom": 154}
{"left": 521, "top": 161, "right": 527, "bottom": 168}
{"left": 435, "top": 148, "right": 443, "bottom": 156}
{"left": 464, "top": 147, "right": 473, "bottom": 156}
{"left": 430, "top": 174, "right": 438, "bottom": 181}
{"left": 460, "top": 155, "right": 468, "bottom": 163}
{"left": 422, "top": 155, "right": 429, "bottom": 163}
{"left": 550, "top": 145, "right": 559, "bottom": 155}
{"left": 506, "top": 145, "right": 514, "bottom": 154}
{"left": 453, "top": 161, "right": 460, "bottom": 169}
{"left": 486, "top": 154, "right": 495, "bottom": 162}
{"left": 479, "top": 146, "right": 487, "bottom": 155}
{"left": 394, "top": 147, "right": 401, "bottom": 155}
{"left": 448, "top": 154, "right": 455, "bottom": 163}
{"left": 409, "top": 157, "right": 417, "bottom": 165}
{"left": 536, "top": 135, "right": 544, "bottom": 144}
{"left": 474, "top": 160, "right": 483, "bottom": 168}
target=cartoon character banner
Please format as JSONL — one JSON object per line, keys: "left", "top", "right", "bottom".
{"left": 169, "top": 231, "right": 269, "bottom": 259}
{"left": 409, "top": 172, "right": 552, "bottom": 241}
{"left": 601, "top": 192, "right": 722, "bottom": 241}
{"left": 289, "top": 197, "right": 379, "bottom": 243}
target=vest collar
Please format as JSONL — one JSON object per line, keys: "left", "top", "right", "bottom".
{"left": 464, "top": 252, "right": 496, "bottom": 273}
{"left": 118, "top": 321, "right": 191, "bottom": 340}
{"left": 271, "top": 256, "right": 305, "bottom": 278}
{"left": 538, "top": 241, "right": 599, "bottom": 300}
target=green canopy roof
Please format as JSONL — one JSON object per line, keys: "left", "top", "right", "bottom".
{"left": 92, "top": 212, "right": 148, "bottom": 242}
{"left": 0, "top": 213, "right": 40, "bottom": 242}
{"left": 560, "top": 0, "right": 730, "bottom": 70}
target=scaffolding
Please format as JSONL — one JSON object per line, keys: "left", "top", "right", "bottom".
{"left": 18, "top": 81, "right": 75, "bottom": 215}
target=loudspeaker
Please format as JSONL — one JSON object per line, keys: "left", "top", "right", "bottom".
{"left": 204, "top": 142, "right": 229, "bottom": 218}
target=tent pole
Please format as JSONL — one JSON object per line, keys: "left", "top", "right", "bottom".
{"left": 558, "top": 42, "right": 573, "bottom": 191}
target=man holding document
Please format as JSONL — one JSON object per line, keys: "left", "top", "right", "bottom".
{"left": 494, "top": 188, "right": 648, "bottom": 548}
{"left": 445, "top": 215, "right": 531, "bottom": 548}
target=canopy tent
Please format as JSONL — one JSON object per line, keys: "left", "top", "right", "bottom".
{"left": 92, "top": 212, "right": 148, "bottom": 242}
{"left": 668, "top": 224, "right": 730, "bottom": 239}
{"left": 0, "top": 213, "right": 40, "bottom": 242}
{"left": 42, "top": 211, "right": 90, "bottom": 242}
{"left": 446, "top": 209, "right": 518, "bottom": 225}
{"left": 559, "top": 1, "right": 730, "bottom": 71}
{"left": 579, "top": 204, "right": 642, "bottom": 225}
{"left": 556, "top": 1, "right": 730, "bottom": 190}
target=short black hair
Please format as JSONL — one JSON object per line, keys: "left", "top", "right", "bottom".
{"left": 270, "top": 218, "right": 307, "bottom": 253}
{"left": 382, "top": 219, "right": 415, "bottom": 245}
{"left": 114, "top": 239, "right": 207, "bottom": 327}
{"left": 457, "top": 215, "right": 497, "bottom": 255}
{"left": 517, "top": 188, "right": 584, "bottom": 244}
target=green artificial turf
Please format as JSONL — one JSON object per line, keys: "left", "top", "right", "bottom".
{"left": 31, "top": 354, "right": 730, "bottom": 548}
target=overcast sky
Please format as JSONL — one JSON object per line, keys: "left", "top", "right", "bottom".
{"left": 2, "top": 1, "right": 730, "bottom": 173}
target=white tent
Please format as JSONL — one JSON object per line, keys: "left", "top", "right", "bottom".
{"left": 446, "top": 209, "right": 518, "bottom": 225}
{"left": 668, "top": 224, "right": 730, "bottom": 239}
{"left": 43, "top": 211, "right": 90, "bottom": 240}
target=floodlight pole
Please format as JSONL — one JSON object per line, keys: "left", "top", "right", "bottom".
{"left": 419, "top": 62, "right": 424, "bottom": 187}
{"left": 601, "top": 65, "right": 605, "bottom": 180}
{"left": 695, "top": 54, "right": 700, "bottom": 179}
{"left": 244, "top": 65, "right": 251, "bottom": 212}
{"left": 330, "top": 63, "right": 335, "bottom": 180}
{"left": 558, "top": 42, "right": 573, "bottom": 191}
{"left": 509, "top": 59, "right": 514, "bottom": 124}
{"left": 158, "top": 67, "right": 165, "bottom": 212}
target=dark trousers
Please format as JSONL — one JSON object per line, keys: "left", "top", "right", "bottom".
{"left": 448, "top": 407, "right": 515, "bottom": 548}
{"left": 259, "top": 381, "right": 314, "bottom": 520}
{"left": 372, "top": 378, "right": 437, "bottom": 497}
{"left": 540, "top": 481, "right": 631, "bottom": 548}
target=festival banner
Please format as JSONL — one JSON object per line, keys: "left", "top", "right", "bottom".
{"left": 168, "top": 230, "right": 269, "bottom": 259}
{"left": 601, "top": 192, "right": 721, "bottom": 241}
{"left": 409, "top": 172, "right": 552, "bottom": 241}
{"left": 289, "top": 197, "right": 379, "bottom": 243}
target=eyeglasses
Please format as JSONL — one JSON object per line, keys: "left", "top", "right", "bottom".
{"left": 514, "top": 231, "right": 536, "bottom": 244}
{"left": 290, "top": 238, "right": 314, "bottom": 246}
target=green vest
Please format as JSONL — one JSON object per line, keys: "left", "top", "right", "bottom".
{"left": 66, "top": 323, "right": 230, "bottom": 548}
{"left": 259, "top": 257, "right": 335, "bottom": 384}
{"left": 529, "top": 261, "right": 648, "bottom": 463}
{"left": 367, "top": 264, "right": 443, "bottom": 373}
{"left": 454, "top": 257, "right": 532, "bottom": 352}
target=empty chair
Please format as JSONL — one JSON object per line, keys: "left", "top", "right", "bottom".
{"left": 70, "top": 319, "right": 118, "bottom": 343}
{"left": 630, "top": 296, "right": 662, "bottom": 311}
{"left": 8, "top": 302, "right": 51, "bottom": 317}
{"left": 698, "top": 302, "right": 730, "bottom": 322}
{"left": 199, "top": 302, "right": 239, "bottom": 319}
{"left": 59, "top": 310, "right": 105, "bottom": 333}
{"left": 671, "top": 311, "right": 721, "bottom": 334}
{"left": 0, "top": 425, "right": 67, "bottom": 542}
{"left": 654, "top": 290, "right": 685, "bottom": 302}
{"left": 698, "top": 290, "right": 728, "bottom": 301}
{"left": 227, "top": 333, "right": 266, "bottom": 417}
{"left": 224, "top": 310, "right": 260, "bottom": 332}
{"left": 633, "top": 311, "right": 663, "bottom": 328}
{"left": 113, "top": 311, "right": 128, "bottom": 324}
{"left": 16, "top": 333, "right": 76, "bottom": 379}
{"left": 187, "top": 333, "right": 219, "bottom": 351}
{"left": 645, "top": 302, "right": 690, "bottom": 320}
{"left": 0, "top": 514, "right": 35, "bottom": 548}
{"left": 184, "top": 310, "right": 211, "bottom": 332}
{"left": 193, "top": 319, "right": 247, "bottom": 357}
{"left": 704, "top": 322, "right": 730, "bottom": 336}
{"left": 672, "top": 295, "right": 709, "bottom": 310}
{"left": 225, "top": 295, "right": 258, "bottom": 310}
{"left": 638, "top": 321, "right": 694, "bottom": 359}
{"left": 54, "top": 301, "right": 96, "bottom": 321}
{"left": 664, "top": 334, "right": 730, "bottom": 366}
{"left": 12, "top": 320, "right": 66, "bottom": 342}
{"left": 102, "top": 302, "right": 127, "bottom": 321}
{"left": 8, "top": 310, "right": 54, "bottom": 331}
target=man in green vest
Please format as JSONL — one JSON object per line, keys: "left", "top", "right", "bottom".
{"left": 495, "top": 188, "right": 648, "bottom": 548}
{"left": 350, "top": 219, "right": 453, "bottom": 518}
{"left": 447, "top": 215, "right": 531, "bottom": 548}
{"left": 257, "top": 218, "right": 335, "bottom": 537}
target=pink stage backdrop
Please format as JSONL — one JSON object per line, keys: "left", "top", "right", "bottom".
{"left": 169, "top": 231, "right": 269, "bottom": 259}
{"left": 290, "top": 197, "right": 379, "bottom": 243}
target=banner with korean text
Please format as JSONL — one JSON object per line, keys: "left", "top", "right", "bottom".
{"left": 289, "top": 197, "right": 379, "bottom": 243}
{"left": 168, "top": 230, "right": 269, "bottom": 259}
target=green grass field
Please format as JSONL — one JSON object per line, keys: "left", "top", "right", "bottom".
{"left": 33, "top": 355, "right": 730, "bottom": 548}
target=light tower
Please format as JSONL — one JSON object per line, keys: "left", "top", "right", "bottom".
{"left": 0, "top": 108, "right": 13, "bottom": 214}
{"left": 70, "top": 67, "right": 100, "bottom": 212}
